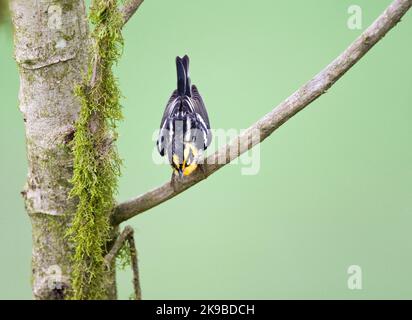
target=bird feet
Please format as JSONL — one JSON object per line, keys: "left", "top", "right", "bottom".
{"left": 169, "top": 164, "right": 208, "bottom": 192}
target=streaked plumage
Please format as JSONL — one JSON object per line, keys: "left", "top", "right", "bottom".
{"left": 157, "top": 55, "right": 211, "bottom": 177}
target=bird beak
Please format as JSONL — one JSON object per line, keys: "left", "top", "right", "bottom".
{"left": 178, "top": 169, "right": 184, "bottom": 178}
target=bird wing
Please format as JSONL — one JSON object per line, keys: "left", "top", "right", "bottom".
{"left": 157, "top": 90, "right": 179, "bottom": 156}
{"left": 191, "top": 85, "right": 210, "bottom": 129}
{"left": 159, "top": 89, "right": 179, "bottom": 129}
{"left": 191, "top": 85, "right": 212, "bottom": 149}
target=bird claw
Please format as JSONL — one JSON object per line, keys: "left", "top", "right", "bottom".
{"left": 170, "top": 164, "right": 208, "bottom": 192}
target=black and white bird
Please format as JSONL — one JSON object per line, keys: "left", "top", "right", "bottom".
{"left": 157, "top": 55, "right": 212, "bottom": 178}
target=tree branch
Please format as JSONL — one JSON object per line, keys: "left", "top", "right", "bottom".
{"left": 105, "top": 226, "right": 142, "bottom": 300}
{"left": 112, "top": 0, "right": 412, "bottom": 226}
{"left": 127, "top": 230, "right": 142, "bottom": 300}
{"left": 121, "top": 0, "right": 144, "bottom": 26}
{"left": 105, "top": 226, "right": 133, "bottom": 264}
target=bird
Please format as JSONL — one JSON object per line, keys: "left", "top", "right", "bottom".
{"left": 156, "top": 55, "right": 212, "bottom": 183}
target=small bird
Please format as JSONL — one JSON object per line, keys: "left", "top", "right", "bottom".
{"left": 157, "top": 55, "right": 212, "bottom": 182}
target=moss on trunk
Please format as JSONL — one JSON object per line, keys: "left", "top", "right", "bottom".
{"left": 10, "top": 0, "right": 120, "bottom": 300}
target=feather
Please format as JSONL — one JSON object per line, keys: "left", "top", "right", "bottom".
{"left": 176, "top": 57, "right": 186, "bottom": 96}
{"left": 157, "top": 56, "right": 213, "bottom": 175}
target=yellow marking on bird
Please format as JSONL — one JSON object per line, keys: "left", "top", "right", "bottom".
{"left": 183, "top": 163, "right": 198, "bottom": 176}
{"left": 172, "top": 154, "right": 180, "bottom": 168}
{"left": 183, "top": 144, "right": 192, "bottom": 170}
{"left": 182, "top": 154, "right": 187, "bottom": 170}
{"left": 182, "top": 143, "right": 200, "bottom": 176}
{"left": 184, "top": 145, "right": 190, "bottom": 160}
{"left": 171, "top": 143, "right": 202, "bottom": 177}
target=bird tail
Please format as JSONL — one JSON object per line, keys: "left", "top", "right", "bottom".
{"left": 176, "top": 55, "right": 191, "bottom": 96}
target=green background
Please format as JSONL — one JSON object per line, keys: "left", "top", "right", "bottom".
{"left": 1, "top": 0, "right": 411, "bottom": 299}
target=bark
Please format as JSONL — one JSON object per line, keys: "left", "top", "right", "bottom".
{"left": 121, "top": 0, "right": 144, "bottom": 25}
{"left": 10, "top": 0, "right": 117, "bottom": 300}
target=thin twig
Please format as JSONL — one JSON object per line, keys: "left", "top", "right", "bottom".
{"left": 112, "top": 0, "right": 412, "bottom": 226}
{"left": 104, "top": 226, "right": 142, "bottom": 300}
{"left": 127, "top": 232, "right": 141, "bottom": 300}
{"left": 120, "top": 0, "right": 144, "bottom": 27}
{"left": 105, "top": 226, "right": 133, "bottom": 263}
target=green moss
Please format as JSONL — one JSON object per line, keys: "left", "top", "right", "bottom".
{"left": 62, "top": 33, "right": 75, "bottom": 42}
{"left": 62, "top": 2, "right": 74, "bottom": 12}
{"left": 116, "top": 240, "right": 131, "bottom": 270}
{"left": 22, "top": 59, "right": 35, "bottom": 66}
{"left": 66, "top": 0, "right": 124, "bottom": 300}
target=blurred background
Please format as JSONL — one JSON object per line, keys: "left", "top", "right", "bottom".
{"left": 0, "top": 0, "right": 411, "bottom": 299}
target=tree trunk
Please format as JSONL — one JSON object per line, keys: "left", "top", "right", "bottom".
{"left": 10, "top": 0, "right": 117, "bottom": 300}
